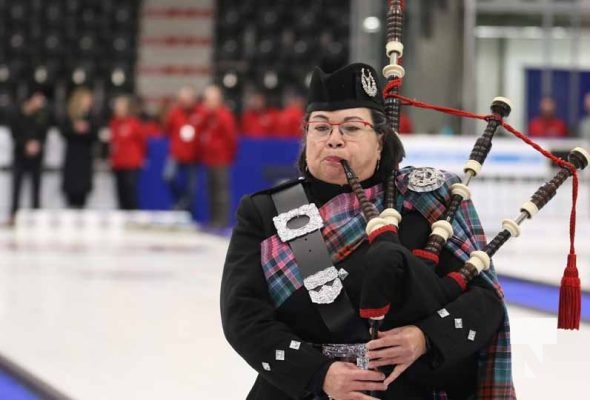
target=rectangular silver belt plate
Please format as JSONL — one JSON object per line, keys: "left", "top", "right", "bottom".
{"left": 273, "top": 203, "right": 324, "bottom": 242}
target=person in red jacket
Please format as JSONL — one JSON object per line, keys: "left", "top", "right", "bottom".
{"left": 137, "top": 96, "right": 164, "bottom": 138}
{"left": 399, "top": 112, "right": 413, "bottom": 134}
{"left": 240, "top": 90, "right": 279, "bottom": 137}
{"left": 163, "top": 86, "right": 202, "bottom": 211}
{"left": 275, "top": 90, "right": 305, "bottom": 138}
{"left": 528, "top": 96, "right": 568, "bottom": 138}
{"left": 109, "top": 95, "right": 146, "bottom": 210}
{"left": 194, "top": 84, "right": 237, "bottom": 227}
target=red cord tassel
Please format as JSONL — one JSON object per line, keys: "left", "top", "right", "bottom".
{"left": 558, "top": 254, "right": 581, "bottom": 330}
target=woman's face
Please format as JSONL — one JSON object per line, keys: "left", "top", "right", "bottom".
{"left": 114, "top": 97, "right": 129, "bottom": 117}
{"left": 305, "top": 108, "right": 382, "bottom": 185}
{"left": 81, "top": 92, "right": 94, "bottom": 112}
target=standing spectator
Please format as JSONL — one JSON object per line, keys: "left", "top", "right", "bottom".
{"left": 109, "top": 95, "right": 146, "bottom": 210}
{"left": 61, "top": 87, "right": 98, "bottom": 208}
{"left": 528, "top": 96, "right": 568, "bottom": 138}
{"left": 194, "top": 85, "right": 237, "bottom": 227}
{"left": 240, "top": 90, "right": 278, "bottom": 137}
{"left": 8, "top": 91, "right": 52, "bottom": 222}
{"left": 578, "top": 92, "right": 590, "bottom": 140}
{"left": 163, "top": 86, "right": 201, "bottom": 211}
{"left": 275, "top": 90, "right": 305, "bottom": 138}
{"left": 154, "top": 97, "right": 173, "bottom": 136}
{"left": 137, "top": 96, "right": 163, "bottom": 138}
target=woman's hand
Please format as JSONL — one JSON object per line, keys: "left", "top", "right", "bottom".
{"left": 323, "top": 361, "right": 386, "bottom": 400}
{"left": 366, "top": 325, "right": 427, "bottom": 386}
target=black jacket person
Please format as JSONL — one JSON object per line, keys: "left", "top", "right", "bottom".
{"left": 8, "top": 92, "right": 52, "bottom": 219}
{"left": 60, "top": 87, "right": 99, "bottom": 208}
{"left": 221, "top": 63, "right": 511, "bottom": 399}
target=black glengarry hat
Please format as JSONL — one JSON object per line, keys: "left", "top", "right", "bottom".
{"left": 306, "top": 63, "right": 385, "bottom": 113}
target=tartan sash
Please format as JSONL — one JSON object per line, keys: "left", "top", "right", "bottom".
{"left": 260, "top": 166, "right": 515, "bottom": 399}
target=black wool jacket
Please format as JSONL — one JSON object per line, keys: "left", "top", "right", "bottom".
{"left": 220, "top": 174, "right": 504, "bottom": 400}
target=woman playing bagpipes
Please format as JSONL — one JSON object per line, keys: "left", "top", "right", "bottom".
{"left": 220, "top": 62, "right": 515, "bottom": 399}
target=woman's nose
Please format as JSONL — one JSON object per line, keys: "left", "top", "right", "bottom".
{"left": 326, "top": 129, "right": 344, "bottom": 148}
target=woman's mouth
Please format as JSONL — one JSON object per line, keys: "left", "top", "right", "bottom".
{"left": 324, "top": 156, "right": 345, "bottom": 163}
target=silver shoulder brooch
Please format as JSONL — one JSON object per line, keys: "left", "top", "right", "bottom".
{"left": 407, "top": 167, "right": 446, "bottom": 193}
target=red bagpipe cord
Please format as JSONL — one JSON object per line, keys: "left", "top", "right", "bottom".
{"left": 384, "top": 79, "right": 581, "bottom": 329}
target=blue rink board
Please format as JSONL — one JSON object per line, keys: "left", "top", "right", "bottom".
{"left": 0, "top": 372, "right": 40, "bottom": 400}
{"left": 499, "top": 275, "right": 590, "bottom": 321}
{"left": 138, "top": 137, "right": 301, "bottom": 225}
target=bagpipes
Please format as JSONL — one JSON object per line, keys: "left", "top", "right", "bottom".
{"left": 345, "top": 0, "right": 590, "bottom": 340}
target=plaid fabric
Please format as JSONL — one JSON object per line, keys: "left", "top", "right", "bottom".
{"left": 260, "top": 185, "right": 384, "bottom": 307}
{"left": 259, "top": 166, "right": 515, "bottom": 398}
{"left": 260, "top": 234, "right": 303, "bottom": 307}
{"left": 319, "top": 184, "right": 384, "bottom": 261}
{"left": 395, "top": 167, "right": 516, "bottom": 399}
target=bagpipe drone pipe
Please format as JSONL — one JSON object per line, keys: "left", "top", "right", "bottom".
{"left": 341, "top": 146, "right": 588, "bottom": 336}
{"left": 350, "top": 0, "right": 590, "bottom": 336}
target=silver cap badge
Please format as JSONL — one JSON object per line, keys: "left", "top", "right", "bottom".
{"left": 361, "top": 68, "right": 377, "bottom": 97}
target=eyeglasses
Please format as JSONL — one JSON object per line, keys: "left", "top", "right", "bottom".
{"left": 305, "top": 120, "right": 375, "bottom": 139}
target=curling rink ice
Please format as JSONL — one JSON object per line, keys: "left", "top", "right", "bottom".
{"left": 0, "top": 212, "right": 590, "bottom": 400}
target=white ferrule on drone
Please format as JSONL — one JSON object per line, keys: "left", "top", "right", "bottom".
{"left": 365, "top": 217, "right": 390, "bottom": 236}
{"left": 383, "top": 41, "right": 405, "bottom": 79}
{"left": 463, "top": 160, "right": 482, "bottom": 177}
{"left": 450, "top": 183, "right": 471, "bottom": 201}
{"left": 380, "top": 208, "right": 402, "bottom": 228}
{"left": 501, "top": 219, "right": 521, "bottom": 238}
{"left": 520, "top": 201, "right": 539, "bottom": 219}
{"left": 430, "top": 220, "right": 453, "bottom": 242}
{"left": 466, "top": 250, "right": 491, "bottom": 273}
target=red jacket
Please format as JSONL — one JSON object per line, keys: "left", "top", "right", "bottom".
{"left": 109, "top": 116, "right": 146, "bottom": 170}
{"left": 399, "top": 113, "right": 413, "bottom": 134}
{"left": 275, "top": 105, "right": 304, "bottom": 138}
{"left": 141, "top": 119, "right": 163, "bottom": 138}
{"left": 240, "top": 108, "right": 279, "bottom": 137}
{"left": 164, "top": 104, "right": 202, "bottom": 163}
{"left": 528, "top": 116, "right": 568, "bottom": 138}
{"left": 195, "top": 106, "right": 237, "bottom": 166}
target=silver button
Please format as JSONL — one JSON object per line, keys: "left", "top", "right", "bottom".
{"left": 289, "top": 340, "right": 301, "bottom": 350}
{"left": 338, "top": 268, "right": 349, "bottom": 280}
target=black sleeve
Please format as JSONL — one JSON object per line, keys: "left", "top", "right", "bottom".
{"left": 414, "top": 248, "right": 505, "bottom": 369}
{"left": 220, "top": 195, "right": 332, "bottom": 398}
{"left": 59, "top": 118, "right": 75, "bottom": 140}
{"left": 399, "top": 202, "right": 505, "bottom": 370}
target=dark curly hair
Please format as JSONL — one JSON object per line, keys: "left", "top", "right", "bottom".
{"left": 297, "top": 109, "right": 405, "bottom": 180}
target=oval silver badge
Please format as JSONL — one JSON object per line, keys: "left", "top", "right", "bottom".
{"left": 407, "top": 167, "right": 445, "bottom": 193}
